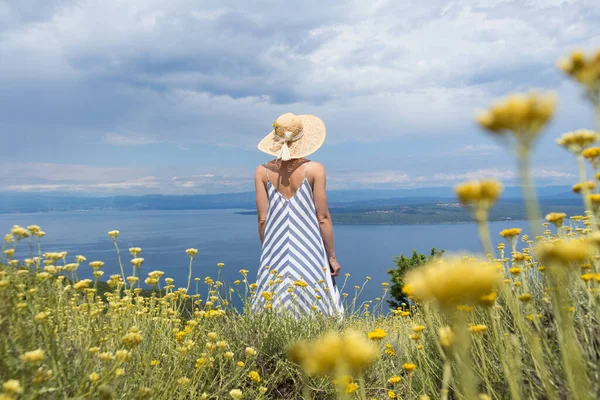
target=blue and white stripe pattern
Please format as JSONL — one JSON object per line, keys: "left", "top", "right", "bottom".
{"left": 251, "top": 164, "right": 343, "bottom": 317}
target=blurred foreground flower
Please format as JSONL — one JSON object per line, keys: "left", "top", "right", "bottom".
{"left": 558, "top": 49, "right": 600, "bottom": 98}
{"left": 455, "top": 179, "right": 503, "bottom": 222}
{"left": 557, "top": 130, "right": 600, "bottom": 154}
{"left": 288, "top": 330, "right": 377, "bottom": 376}
{"left": 536, "top": 239, "right": 595, "bottom": 265}
{"left": 476, "top": 91, "right": 556, "bottom": 150}
{"left": 403, "top": 256, "right": 502, "bottom": 308}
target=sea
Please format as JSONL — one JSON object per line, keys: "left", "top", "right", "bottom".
{"left": 0, "top": 209, "right": 531, "bottom": 307}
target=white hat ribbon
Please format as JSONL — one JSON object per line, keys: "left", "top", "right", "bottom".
{"left": 270, "top": 130, "right": 304, "bottom": 161}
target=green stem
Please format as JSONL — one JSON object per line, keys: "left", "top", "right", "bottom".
{"left": 577, "top": 154, "right": 596, "bottom": 227}
{"left": 477, "top": 217, "right": 494, "bottom": 258}
{"left": 441, "top": 360, "right": 452, "bottom": 400}
{"left": 548, "top": 267, "right": 589, "bottom": 400}
{"left": 517, "top": 146, "right": 542, "bottom": 239}
{"left": 113, "top": 240, "right": 126, "bottom": 283}
{"left": 186, "top": 257, "right": 194, "bottom": 293}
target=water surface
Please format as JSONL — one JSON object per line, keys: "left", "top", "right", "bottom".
{"left": 1, "top": 210, "right": 531, "bottom": 304}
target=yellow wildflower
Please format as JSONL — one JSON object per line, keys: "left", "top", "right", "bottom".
{"left": 558, "top": 49, "right": 600, "bottom": 89}
{"left": 107, "top": 230, "right": 119, "bottom": 239}
{"left": 572, "top": 181, "right": 597, "bottom": 194}
{"left": 557, "top": 130, "right": 600, "bottom": 154}
{"left": 546, "top": 212, "right": 568, "bottom": 227}
{"left": 478, "top": 292, "right": 498, "bottom": 307}
{"left": 468, "top": 324, "right": 488, "bottom": 334}
{"left": 403, "top": 257, "right": 502, "bottom": 307}
{"left": 293, "top": 279, "right": 308, "bottom": 287}
{"left": 248, "top": 371, "right": 261, "bottom": 383}
{"left": 388, "top": 376, "right": 401, "bottom": 384}
{"left": 536, "top": 239, "right": 595, "bottom": 264}
{"left": 288, "top": 330, "right": 377, "bottom": 376}
{"left": 455, "top": 179, "right": 503, "bottom": 214}
{"left": 88, "top": 372, "right": 101, "bottom": 384}
{"left": 367, "top": 328, "right": 386, "bottom": 340}
{"left": 438, "top": 326, "right": 455, "bottom": 349}
{"left": 2, "top": 380, "right": 23, "bottom": 395}
{"left": 412, "top": 325, "right": 425, "bottom": 333}
{"left": 122, "top": 329, "right": 143, "bottom": 347}
{"left": 388, "top": 390, "right": 397, "bottom": 398}
{"left": 186, "top": 248, "right": 198, "bottom": 257}
{"left": 500, "top": 228, "right": 522, "bottom": 239}
{"left": 130, "top": 258, "right": 144, "bottom": 267}
{"left": 345, "top": 383, "right": 358, "bottom": 393}
{"left": 229, "top": 389, "right": 243, "bottom": 399}
{"left": 3, "top": 249, "right": 15, "bottom": 258}
{"left": 403, "top": 363, "right": 417, "bottom": 372}
{"left": 177, "top": 377, "right": 190, "bottom": 385}
{"left": 518, "top": 293, "right": 532, "bottom": 302}
{"left": 475, "top": 91, "right": 556, "bottom": 144}
{"left": 509, "top": 267, "right": 521, "bottom": 275}
{"left": 20, "top": 349, "right": 44, "bottom": 364}
{"left": 89, "top": 261, "right": 104, "bottom": 269}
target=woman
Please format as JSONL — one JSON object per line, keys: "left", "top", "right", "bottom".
{"left": 251, "top": 112, "right": 343, "bottom": 317}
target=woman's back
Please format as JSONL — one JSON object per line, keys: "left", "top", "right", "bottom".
{"left": 263, "top": 159, "right": 311, "bottom": 201}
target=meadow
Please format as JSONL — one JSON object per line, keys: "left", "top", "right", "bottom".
{"left": 1, "top": 49, "right": 600, "bottom": 400}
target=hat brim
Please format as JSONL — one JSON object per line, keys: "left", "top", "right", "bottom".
{"left": 257, "top": 114, "right": 326, "bottom": 159}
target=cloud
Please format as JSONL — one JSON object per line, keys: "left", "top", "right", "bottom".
{"left": 0, "top": 0, "right": 598, "bottom": 156}
{"left": 327, "top": 167, "right": 575, "bottom": 189}
{"left": 0, "top": 0, "right": 597, "bottom": 195}
{"left": 0, "top": 163, "right": 147, "bottom": 183}
{"left": 6, "top": 177, "right": 161, "bottom": 193}
{"left": 102, "top": 133, "right": 160, "bottom": 146}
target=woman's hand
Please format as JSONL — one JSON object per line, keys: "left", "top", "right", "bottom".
{"left": 329, "top": 257, "right": 341, "bottom": 277}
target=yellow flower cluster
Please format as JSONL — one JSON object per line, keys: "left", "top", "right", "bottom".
{"left": 468, "top": 324, "right": 488, "bottom": 334}
{"left": 572, "top": 181, "right": 597, "bottom": 194}
{"left": 545, "top": 212, "right": 567, "bottom": 227}
{"left": 403, "top": 257, "right": 502, "bottom": 307}
{"left": 186, "top": 248, "right": 198, "bottom": 257}
{"left": 582, "top": 147, "right": 600, "bottom": 169}
{"left": 455, "top": 180, "right": 503, "bottom": 221}
{"left": 476, "top": 91, "right": 556, "bottom": 144}
{"left": 558, "top": 49, "right": 600, "bottom": 90}
{"left": 288, "top": 330, "right": 377, "bottom": 376}
{"left": 536, "top": 239, "right": 595, "bottom": 265}
{"left": 367, "top": 328, "right": 386, "bottom": 340}
{"left": 556, "top": 130, "right": 600, "bottom": 154}
{"left": 499, "top": 228, "right": 522, "bottom": 239}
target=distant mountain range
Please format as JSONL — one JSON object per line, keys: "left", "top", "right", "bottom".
{"left": 0, "top": 185, "right": 577, "bottom": 214}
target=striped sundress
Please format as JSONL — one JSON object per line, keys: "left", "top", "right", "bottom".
{"left": 251, "top": 162, "right": 344, "bottom": 317}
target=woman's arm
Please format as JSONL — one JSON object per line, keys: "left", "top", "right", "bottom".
{"left": 311, "top": 162, "right": 340, "bottom": 276}
{"left": 255, "top": 165, "right": 269, "bottom": 244}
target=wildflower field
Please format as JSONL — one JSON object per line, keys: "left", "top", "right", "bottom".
{"left": 2, "top": 50, "right": 600, "bottom": 400}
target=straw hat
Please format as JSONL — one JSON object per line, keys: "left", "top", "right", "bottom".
{"left": 257, "top": 113, "right": 326, "bottom": 161}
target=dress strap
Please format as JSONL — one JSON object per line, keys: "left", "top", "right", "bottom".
{"left": 264, "top": 164, "right": 270, "bottom": 183}
{"left": 304, "top": 161, "right": 310, "bottom": 179}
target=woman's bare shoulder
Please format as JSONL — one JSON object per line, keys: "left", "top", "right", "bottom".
{"left": 255, "top": 164, "right": 266, "bottom": 178}
{"left": 308, "top": 161, "right": 325, "bottom": 174}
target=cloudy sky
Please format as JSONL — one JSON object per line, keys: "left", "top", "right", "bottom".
{"left": 0, "top": 0, "right": 598, "bottom": 195}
